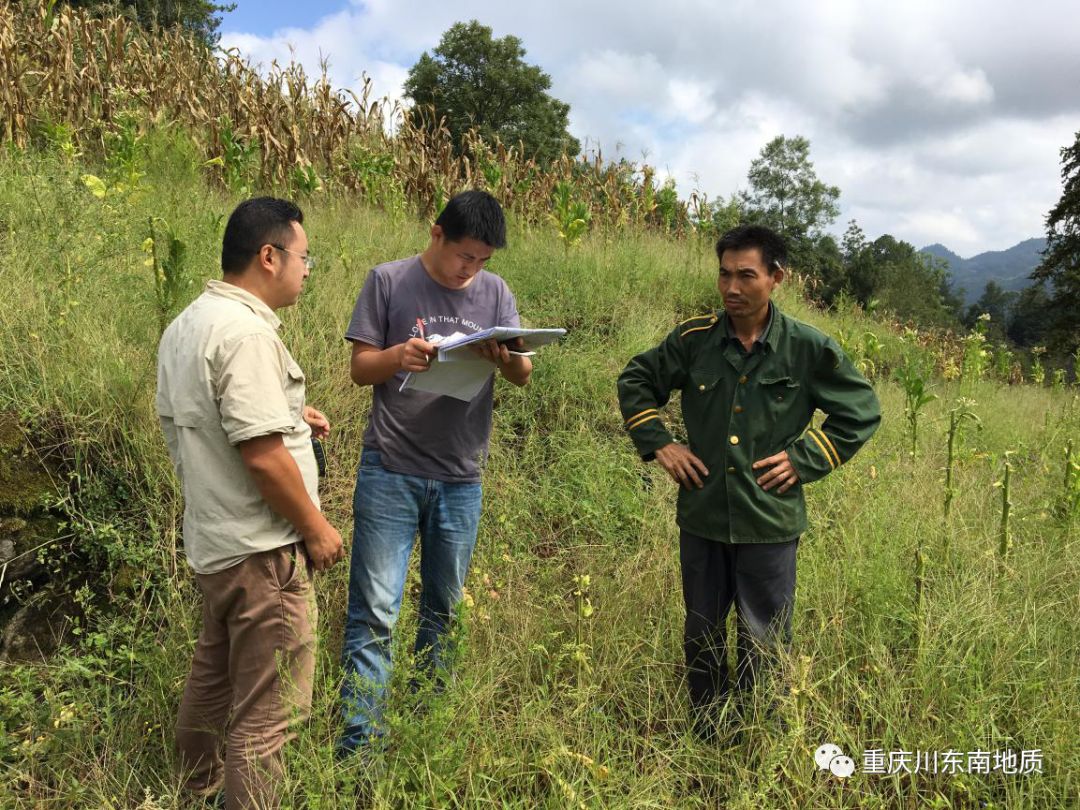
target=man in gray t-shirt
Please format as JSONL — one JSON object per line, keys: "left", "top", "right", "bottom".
{"left": 339, "top": 191, "right": 531, "bottom": 754}
{"left": 344, "top": 253, "right": 520, "bottom": 481}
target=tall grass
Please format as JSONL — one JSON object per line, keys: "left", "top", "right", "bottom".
{"left": 0, "top": 133, "right": 1077, "bottom": 808}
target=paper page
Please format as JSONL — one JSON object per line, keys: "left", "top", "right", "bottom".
{"left": 438, "top": 327, "right": 566, "bottom": 360}
{"left": 399, "top": 356, "right": 494, "bottom": 402}
{"left": 398, "top": 326, "right": 565, "bottom": 402}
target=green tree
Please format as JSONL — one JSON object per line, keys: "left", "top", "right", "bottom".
{"left": 1007, "top": 283, "right": 1054, "bottom": 347}
{"left": 59, "top": 0, "right": 234, "bottom": 46}
{"left": 801, "top": 233, "right": 845, "bottom": 304}
{"left": 963, "top": 280, "right": 1016, "bottom": 338}
{"left": 846, "top": 234, "right": 960, "bottom": 328}
{"left": 740, "top": 135, "right": 840, "bottom": 241}
{"left": 841, "top": 219, "right": 868, "bottom": 263}
{"left": 403, "top": 21, "right": 580, "bottom": 164}
{"left": 1032, "top": 129, "right": 1080, "bottom": 353}
{"left": 696, "top": 195, "right": 743, "bottom": 239}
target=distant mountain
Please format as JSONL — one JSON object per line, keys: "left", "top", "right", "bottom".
{"left": 919, "top": 238, "right": 1046, "bottom": 304}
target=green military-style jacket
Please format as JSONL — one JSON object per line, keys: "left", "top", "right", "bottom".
{"left": 617, "top": 304, "right": 880, "bottom": 543}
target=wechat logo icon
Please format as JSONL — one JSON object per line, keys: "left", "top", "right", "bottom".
{"left": 815, "top": 743, "right": 856, "bottom": 778}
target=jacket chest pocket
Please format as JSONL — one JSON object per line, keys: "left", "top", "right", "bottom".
{"left": 758, "top": 375, "right": 802, "bottom": 423}
{"left": 689, "top": 368, "right": 722, "bottom": 396}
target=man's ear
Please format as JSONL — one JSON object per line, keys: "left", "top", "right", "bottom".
{"left": 257, "top": 243, "right": 277, "bottom": 275}
{"left": 430, "top": 224, "right": 444, "bottom": 243}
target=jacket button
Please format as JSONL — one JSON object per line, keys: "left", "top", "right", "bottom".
{"left": 734, "top": 405, "right": 744, "bottom": 413}
{"left": 699, "top": 384, "right": 706, "bottom": 391}
{"left": 727, "top": 466, "right": 736, "bottom": 473}
{"left": 738, "top": 375, "right": 748, "bottom": 384}
{"left": 777, "top": 395, "right": 783, "bottom": 401}
{"left": 729, "top": 435, "right": 739, "bottom": 445}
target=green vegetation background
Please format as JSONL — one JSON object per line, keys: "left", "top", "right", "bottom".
{"left": 0, "top": 130, "right": 1077, "bottom": 808}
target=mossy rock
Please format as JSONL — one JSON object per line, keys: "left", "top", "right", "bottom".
{"left": 0, "top": 584, "right": 79, "bottom": 663}
{"left": 0, "top": 415, "right": 22, "bottom": 453}
{"left": 1, "top": 514, "right": 60, "bottom": 583}
{"left": 0, "top": 414, "right": 58, "bottom": 515}
{"left": 0, "top": 413, "right": 63, "bottom": 601}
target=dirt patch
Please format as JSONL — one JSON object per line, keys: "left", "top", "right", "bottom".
{"left": 0, "top": 413, "right": 68, "bottom": 662}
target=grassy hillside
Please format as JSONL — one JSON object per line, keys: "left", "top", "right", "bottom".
{"left": 0, "top": 139, "right": 1077, "bottom": 809}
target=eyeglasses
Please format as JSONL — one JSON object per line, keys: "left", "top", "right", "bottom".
{"left": 270, "top": 244, "right": 316, "bottom": 270}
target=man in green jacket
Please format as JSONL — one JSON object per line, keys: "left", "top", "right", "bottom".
{"left": 617, "top": 224, "right": 880, "bottom": 737}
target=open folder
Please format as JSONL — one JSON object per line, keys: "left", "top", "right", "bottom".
{"left": 400, "top": 327, "right": 566, "bottom": 402}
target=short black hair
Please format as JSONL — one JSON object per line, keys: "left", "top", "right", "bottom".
{"left": 715, "top": 224, "right": 788, "bottom": 274}
{"left": 435, "top": 190, "right": 507, "bottom": 248}
{"left": 221, "top": 197, "right": 304, "bottom": 275}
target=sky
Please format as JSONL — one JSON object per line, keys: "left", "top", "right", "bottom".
{"left": 218, "top": 0, "right": 1080, "bottom": 257}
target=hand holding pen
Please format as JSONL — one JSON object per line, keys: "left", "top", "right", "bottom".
{"left": 399, "top": 317, "right": 435, "bottom": 372}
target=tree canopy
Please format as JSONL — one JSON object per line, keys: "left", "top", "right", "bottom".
{"left": 740, "top": 135, "right": 840, "bottom": 242}
{"left": 59, "top": 0, "right": 233, "bottom": 46}
{"left": 403, "top": 21, "right": 580, "bottom": 164}
{"left": 1032, "top": 129, "right": 1080, "bottom": 353}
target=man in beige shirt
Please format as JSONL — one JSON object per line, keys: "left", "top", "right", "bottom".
{"left": 157, "top": 197, "right": 344, "bottom": 809}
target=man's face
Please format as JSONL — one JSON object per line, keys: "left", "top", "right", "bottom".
{"left": 717, "top": 246, "right": 782, "bottom": 321}
{"left": 273, "top": 221, "right": 311, "bottom": 306}
{"left": 426, "top": 226, "right": 495, "bottom": 290}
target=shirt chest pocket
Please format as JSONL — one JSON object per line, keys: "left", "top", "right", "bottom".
{"left": 168, "top": 380, "right": 216, "bottom": 429}
{"left": 758, "top": 375, "right": 802, "bottom": 425}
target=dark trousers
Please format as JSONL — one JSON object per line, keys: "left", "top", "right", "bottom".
{"left": 679, "top": 529, "right": 798, "bottom": 707}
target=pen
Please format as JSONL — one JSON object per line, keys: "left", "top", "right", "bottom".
{"left": 416, "top": 317, "right": 430, "bottom": 363}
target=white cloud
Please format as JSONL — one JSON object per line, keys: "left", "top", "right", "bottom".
{"left": 932, "top": 68, "right": 994, "bottom": 107}
{"left": 665, "top": 79, "right": 716, "bottom": 126}
{"left": 574, "top": 51, "right": 665, "bottom": 105}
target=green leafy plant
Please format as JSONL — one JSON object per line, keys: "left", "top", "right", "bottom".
{"left": 145, "top": 217, "right": 189, "bottom": 334}
{"left": 552, "top": 181, "right": 591, "bottom": 252}
{"left": 571, "top": 573, "right": 594, "bottom": 694}
{"left": 894, "top": 355, "right": 937, "bottom": 461}
{"left": 1057, "top": 438, "right": 1080, "bottom": 520}
{"left": 104, "top": 111, "right": 145, "bottom": 191}
{"left": 1030, "top": 346, "right": 1047, "bottom": 386}
{"left": 943, "top": 399, "right": 981, "bottom": 530}
{"left": 34, "top": 118, "right": 80, "bottom": 161}
{"left": 992, "top": 343, "right": 1014, "bottom": 382}
{"left": 654, "top": 178, "right": 680, "bottom": 231}
{"left": 960, "top": 319, "right": 989, "bottom": 384}
{"left": 290, "top": 163, "right": 322, "bottom": 196}
{"left": 347, "top": 145, "right": 396, "bottom": 202}
{"left": 205, "top": 116, "right": 259, "bottom": 193}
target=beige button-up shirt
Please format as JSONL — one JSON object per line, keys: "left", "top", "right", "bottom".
{"left": 156, "top": 280, "right": 319, "bottom": 574}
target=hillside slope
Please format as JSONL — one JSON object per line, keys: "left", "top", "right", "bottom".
{"left": 0, "top": 144, "right": 1076, "bottom": 808}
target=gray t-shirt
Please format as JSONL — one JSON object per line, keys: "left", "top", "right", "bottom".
{"left": 345, "top": 255, "right": 521, "bottom": 482}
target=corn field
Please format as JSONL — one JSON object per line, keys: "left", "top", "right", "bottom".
{"left": 0, "top": 1, "right": 704, "bottom": 232}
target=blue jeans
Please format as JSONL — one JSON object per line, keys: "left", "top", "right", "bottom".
{"left": 338, "top": 449, "right": 482, "bottom": 752}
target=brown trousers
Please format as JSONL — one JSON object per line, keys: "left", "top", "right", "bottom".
{"left": 176, "top": 542, "right": 316, "bottom": 810}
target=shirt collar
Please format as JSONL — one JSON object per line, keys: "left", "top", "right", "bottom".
{"left": 204, "top": 279, "right": 281, "bottom": 330}
{"left": 723, "top": 301, "right": 777, "bottom": 352}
